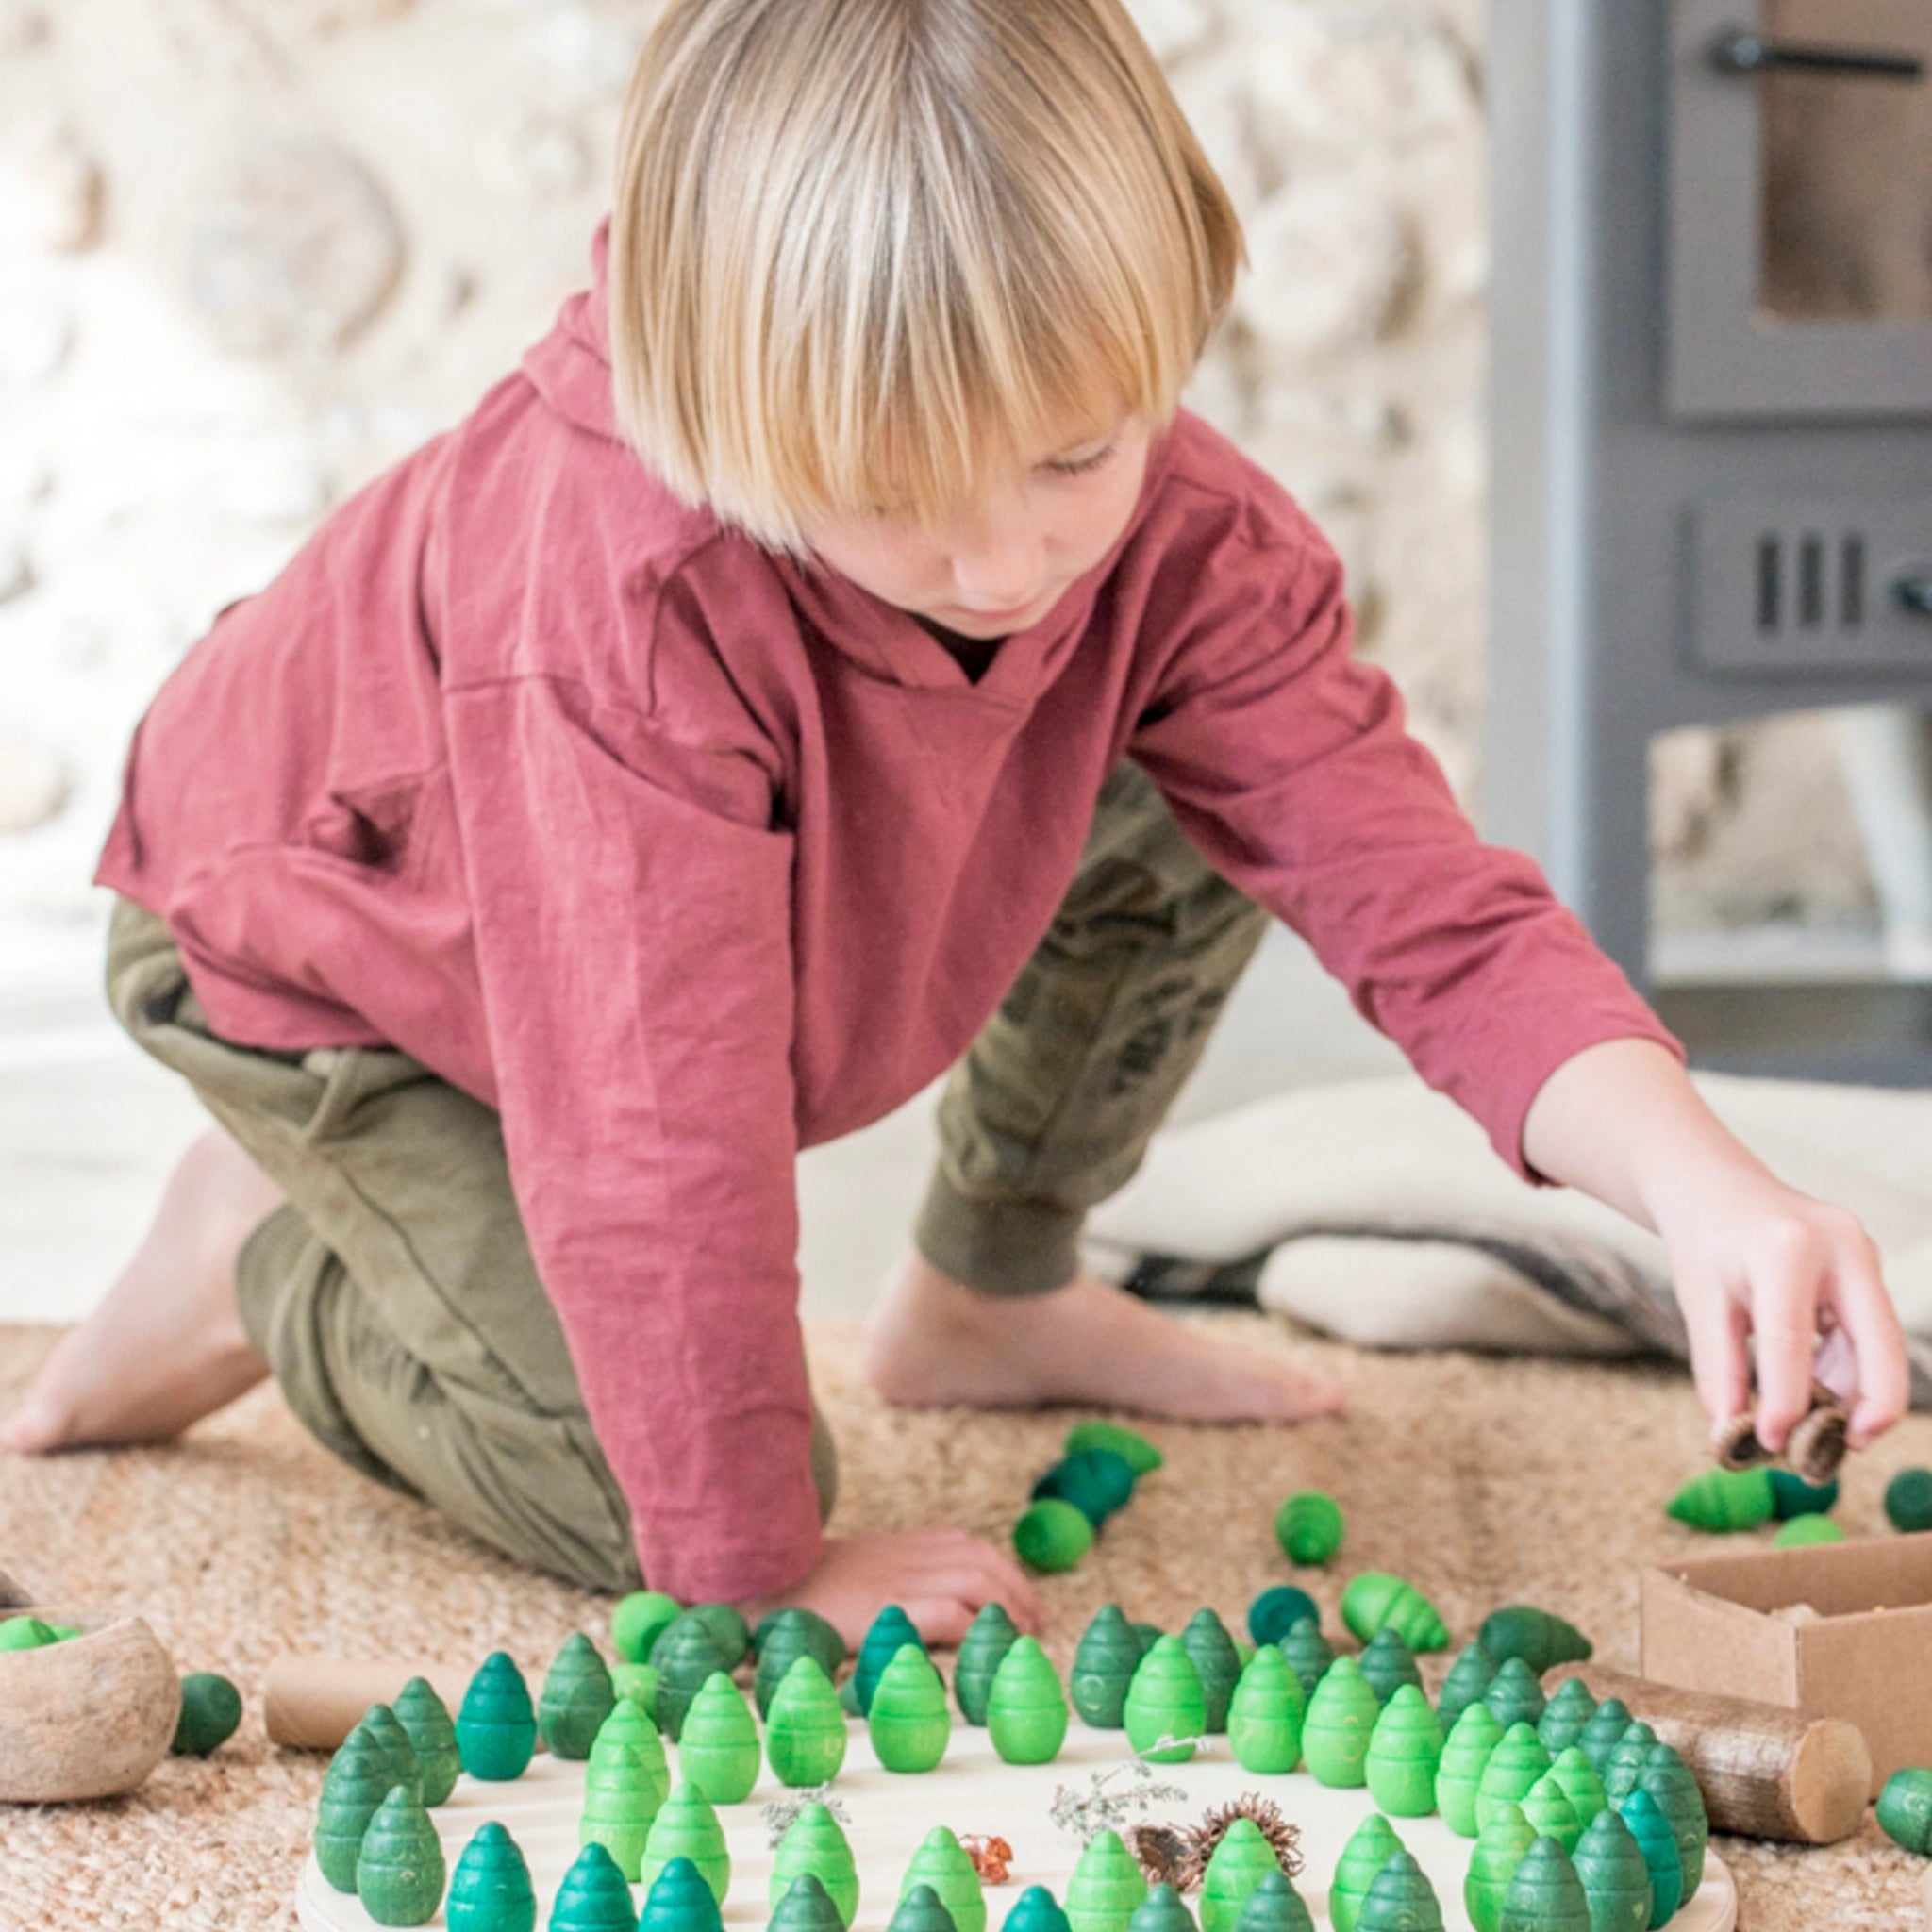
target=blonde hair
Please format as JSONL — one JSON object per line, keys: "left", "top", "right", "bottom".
{"left": 608, "top": 0, "right": 1244, "bottom": 560}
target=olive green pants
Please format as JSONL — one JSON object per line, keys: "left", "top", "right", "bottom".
{"left": 106, "top": 758, "right": 1269, "bottom": 1591}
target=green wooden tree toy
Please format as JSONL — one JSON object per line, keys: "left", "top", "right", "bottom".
{"left": 1480, "top": 1658, "right": 1547, "bottom": 1733}
{"left": 1232, "top": 1870, "right": 1314, "bottom": 1932}
{"left": 1477, "top": 1607, "right": 1592, "bottom": 1675}
{"left": 653, "top": 1614, "right": 739, "bottom": 1741}
{"left": 891, "top": 1884, "right": 961, "bottom": 1932}
{"left": 955, "top": 1602, "right": 1021, "bottom": 1725}
{"left": 172, "top": 1672, "right": 243, "bottom": 1757}
{"left": 391, "top": 1676, "right": 461, "bottom": 1807}
{"left": 1537, "top": 1679, "right": 1598, "bottom": 1759}
{"left": 1124, "top": 1635, "right": 1208, "bottom": 1762}
{"left": 1435, "top": 1644, "right": 1498, "bottom": 1733}
{"left": 1245, "top": 1586, "right": 1319, "bottom": 1650}
{"left": 1274, "top": 1491, "right": 1344, "bottom": 1565}
{"left": 1127, "top": 1883, "right": 1196, "bottom": 1932}
{"left": 1179, "top": 1608, "right": 1242, "bottom": 1732}
{"left": 1639, "top": 1746, "right": 1708, "bottom": 1896}
{"left": 766, "top": 1655, "right": 849, "bottom": 1788}
{"left": 1034, "top": 1448, "right": 1138, "bottom": 1524}
{"left": 314, "top": 1727, "right": 397, "bottom": 1892}
{"left": 1602, "top": 1724, "right": 1660, "bottom": 1807}
{"left": 856, "top": 1607, "right": 925, "bottom": 1716}
{"left": 1435, "top": 1703, "right": 1506, "bottom": 1838}
{"left": 1769, "top": 1469, "right": 1839, "bottom": 1519}
{"left": 685, "top": 1603, "right": 752, "bottom": 1668}
{"left": 1198, "top": 1816, "right": 1280, "bottom": 1932}
{"left": 1496, "top": 1840, "right": 1589, "bottom": 1932}
{"left": 771, "top": 1801, "right": 860, "bottom": 1926}
{"left": 1276, "top": 1618, "right": 1335, "bottom": 1701}
{"left": 613, "top": 1591, "right": 683, "bottom": 1665}
{"left": 1475, "top": 1723, "right": 1554, "bottom": 1836}
{"left": 1015, "top": 1499, "right": 1094, "bottom": 1572}
{"left": 581, "top": 1728, "right": 662, "bottom": 1879}
{"left": 1364, "top": 1683, "right": 1444, "bottom": 1816}
{"left": 1615, "top": 1789, "right": 1683, "bottom": 1928}
{"left": 678, "top": 1671, "right": 761, "bottom": 1804}
{"left": 617, "top": 1661, "right": 662, "bottom": 1712}
{"left": 1341, "top": 1573, "right": 1449, "bottom": 1653}
{"left": 1575, "top": 1699, "right": 1633, "bottom": 1777}
{"left": 1300, "top": 1655, "right": 1380, "bottom": 1788}
{"left": 456, "top": 1652, "right": 538, "bottom": 1782}
{"left": 355, "top": 1787, "right": 446, "bottom": 1928}
{"left": 640, "top": 1781, "right": 731, "bottom": 1904}
{"left": 1664, "top": 1466, "right": 1774, "bottom": 1532}
{"left": 1066, "top": 1418, "right": 1163, "bottom": 1474}
{"left": 869, "top": 1643, "right": 951, "bottom": 1773}
{"left": 1357, "top": 1850, "right": 1442, "bottom": 1932}
{"left": 1878, "top": 1766, "right": 1932, "bottom": 1852}
{"left": 988, "top": 1635, "right": 1069, "bottom": 1765}
{"left": 900, "top": 1826, "right": 987, "bottom": 1932}
{"left": 772, "top": 1873, "right": 848, "bottom": 1932}
{"left": 1773, "top": 1514, "right": 1845, "bottom": 1548}
{"left": 1328, "top": 1814, "right": 1404, "bottom": 1932}
{"left": 1225, "top": 1644, "right": 1304, "bottom": 1774}
{"left": 551, "top": 1843, "right": 641, "bottom": 1932}
{"left": 756, "top": 1607, "right": 846, "bottom": 1719}
{"left": 1065, "top": 1826, "right": 1148, "bottom": 1932}
{"left": 1572, "top": 1808, "right": 1653, "bottom": 1932}
{"left": 445, "top": 1822, "right": 536, "bottom": 1932}
{"left": 1548, "top": 1746, "right": 1607, "bottom": 1832}
{"left": 591, "top": 1692, "right": 671, "bottom": 1807}
{"left": 541, "top": 1633, "right": 617, "bottom": 1761}
{"left": 360, "top": 1704, "right": 423, "bottom": 1800}
{"left": 1000, "top": 1886, "right": 1071, "bottom": 1932}
{"left": 1072, "top": 1606, "right": 1143, "bottom": 1728}
{"left": 641, "top": 1856, "right": 726, "bottom": 1932}
{"left": 1463, "top": 1801, "right": 1537, "bottom": 1932}
{"left": 1357, "top": 1628, "right": 1423, "bottom": 1707}
{"left": 1520, "top": 1774, "right": 1582, "bottom": 1856}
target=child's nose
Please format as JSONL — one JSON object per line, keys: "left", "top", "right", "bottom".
{"left": 941, "top": 497, "right": 1045, "bottom": 608}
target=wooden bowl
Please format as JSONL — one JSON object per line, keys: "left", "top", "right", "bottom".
{"left": 0, "top": 1576, "right": 182, "bottom": 1801}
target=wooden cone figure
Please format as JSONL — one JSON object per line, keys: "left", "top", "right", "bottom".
{"left": 1364, "top": 1685, "right": 1443, "bottom": 1817}
{"left": 313, "top": 1728, "right": 394, "bottom": 1893}
{"left": 771, "top": 1800, "right": 860, "bottom": 1927}
{"left": 869, "top": 1645, "right": 951, "bottom": 1774}
{"left": 1475, "top": 1724, "right": 1553, "bottom": 1836}
{"left": 987, "top": 1636, "right": 1069, "bottom": 1766}
{"left": 445, "top": 1822, "right": 536, "bottom": 1932}
{"left": 900, "top": 1826, "right": 986, "bottom": 1932}
{"left": 856, "top": 1607, "right": 924, "bottom": 1717}
{"left": 1328, "top": 1815, "right": 1403, "bottom": 1932}
{"left": 355, "top": 1787, "right": 446, "bottom": 1927}
{"left": 1496, "top": 1839, "right": 1589, "bottom": 1932}
{"left": 640, "top": 1781, "right": 731, "bottom": 1904}
{"left": 456, "top": 1653, "right": 537, "bottom": 1782}
{"left": 679, "top": 1671, "right": 761, "bottom": 1804}
{"left": 755, "top": 1608, "right": 845, "bottom": 1720}
{"left": 771, "top": 1874, "right": 847, "bottom": 1932}
{"left": 1356, "top": 1849, "right": 1442, "bottom": 1932}
{"left": 1198, "top": 1817, "right": 1279, "bottom": 1932}
{"left": 1572, "top": 1809, "right": 1653, "bottom": 1932}
{"left": 590, "top": 1694, "right": 671, "bottom": 1809}
{"left": 1538, "top": 1680, "right": 1598, "bottom": 1759}
{"left": 1302, "top": 1657, "right": 1380, "bottom": 1789}
{"left": 766, "top": 1655, "right": 849, "bottom": 1789}
{"left": 890, "top": 1884, "right": 961, "bottom": 1932}
{"left": 1178, "top": 1609, "right": 1241, "bottom": 1733}
{"left": 956, "top": 1604, "right": 1021, "bottom": 1726}
{"left": 551, "top": 1843, "right": 641, "bottom": 1932}
{"left": 640, "top": 1855, "right": 727, "bottom": 1932}
{"left": 391, "top": 1676, "right": 461, "bottom": 1807}
{"left": 1614, "top": 1790, "right": 1682, "bottom": 1929}
{"left": 1225, "top": 1645, "right": 1303, "bottom": 1775}
{"left": 541, "top": 1633, "right": 617, "bottom": 1761}
{"left": 1481, "top": 1659, "right": 1547, "bottom": 1734}
{"left": 581, "top": 1731, "right": 661, "bottom": 1880}
{"left": 1065, "top": 1827, "right": 1148, "bottom": 1932}
{"left": 1464, "top": 1802, "right": 1536, "bottom": 1932}
{"left": 1232, "top": 1870, "right": 1314, "bottom": 1932}
{"left": 1071, "top": 1606, "right": 1142, "bottom": 1729}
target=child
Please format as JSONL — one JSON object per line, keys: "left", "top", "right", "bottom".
{"left": 3, "top": 0, "right": 1907, "bottom": 1646}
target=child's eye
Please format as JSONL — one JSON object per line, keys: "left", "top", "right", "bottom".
{"left": 1043, "top": 443, "right": 1115, "bottom": 477}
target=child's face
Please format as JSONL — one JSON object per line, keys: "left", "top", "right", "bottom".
{"left": 796, "top": 411, "right": 1152, "bottom": 638}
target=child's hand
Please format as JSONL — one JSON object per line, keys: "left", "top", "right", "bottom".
{"left": 1654, "top": 1169, "right": 1908, "bottom": 1457}
{"left": 1523, "top": 1040, "right": 1911, "bottom": 1457}
{"left": 737, "top": 1526, "right": 1045, "bottom": 1653}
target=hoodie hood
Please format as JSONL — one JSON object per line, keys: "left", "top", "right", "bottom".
{"left": 520, "top": 214, "right": 624, "bottom": 441}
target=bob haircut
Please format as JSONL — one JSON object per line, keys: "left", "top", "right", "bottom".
{"left": 608, "top": 0, "right": 1245, "bottom": 561}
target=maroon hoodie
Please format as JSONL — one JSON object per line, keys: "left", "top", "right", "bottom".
{"left": 97, "top": 217, "right": 1679, "bottom": 1600}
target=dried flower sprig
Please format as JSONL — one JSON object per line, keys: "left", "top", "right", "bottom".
{"left": 1127, "top": 1793, "right": 1305, "bottom": 1891}
{"left": 1048, "top": 1743, "right": 1203, "bottom": 1844}
{"left": 762, "top": 1785, "right": 854, "bottom": 1847}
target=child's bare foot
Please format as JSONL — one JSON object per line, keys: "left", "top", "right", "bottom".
{"left": 864, "top": 1246, "right": 1345, "bottom": 1423}
{"left": 1, "top": 1126, "right": 283, "bottom": 1454}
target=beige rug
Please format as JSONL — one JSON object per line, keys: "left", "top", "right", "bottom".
{"left": 1, "top": 1315, "right": 1927, "bottom": 1930}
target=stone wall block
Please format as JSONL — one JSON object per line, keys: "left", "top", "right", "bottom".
{"left": 1123, "top": 0, "right": 1217, "bottom": 68}
{"left": 185, "top": 134, "right": 406, "bottom": 358}
{"left": 1236, "top": 175, "right": 1421, "bottom": 357}
{"left": 0, "top": 112, "right": 106, "bottom": 253}
{"left": 0, "top": 737, "right": 73, "bottom": 836}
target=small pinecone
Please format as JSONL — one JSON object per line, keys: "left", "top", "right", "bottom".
{"left": 1789, "top": 1387, "right": 1849, "bottom": 1486}
{"left": 1713, "top": 1411, "right": 1765, "bottom": 1472}
{"left": 1130, "top": 1796, "right": 1304, "bottom": 1892}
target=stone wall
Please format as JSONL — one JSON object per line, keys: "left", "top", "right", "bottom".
{"left": 0, "top": 0, "right": 1878, "bottom": 951}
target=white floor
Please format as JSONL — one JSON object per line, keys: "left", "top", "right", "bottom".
{"left": 0, "top": 915, "right": 1405, "bottom": 1328}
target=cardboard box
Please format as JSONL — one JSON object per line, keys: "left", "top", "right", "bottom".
{"left": 1641, "top": 1534, "right": 1932, "bottom": 1796}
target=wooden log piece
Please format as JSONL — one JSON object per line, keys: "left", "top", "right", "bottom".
{"left": 1552, "top": 1662, "right": 1871, "bottom": 1845}
{"left": 263, "top": 1654, "right": 479, "bottom": 1750}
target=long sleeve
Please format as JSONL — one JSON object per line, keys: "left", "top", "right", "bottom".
{"left": 1130, "top": 527, "right": 1683, "bottom": 1181}
{"left": 444, "top": 672, "right": 821, "bottom": 1602}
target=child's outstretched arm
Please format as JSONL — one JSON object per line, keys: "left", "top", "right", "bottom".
{"left": 1522, "top": 1037, "right": 1910, "bottom": 1454}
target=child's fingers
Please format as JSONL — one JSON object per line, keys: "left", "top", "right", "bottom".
{"left": 1682, "top": 1280, "right": 1750, "bottom": 1440}
{"left": 897, "top": 1596, "right": 986, "bottom": 1649}
{"left": 1824, "top": 1238, "right": 1910, "bottom": 1446}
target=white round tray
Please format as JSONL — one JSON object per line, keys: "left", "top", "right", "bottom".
{"left": 296, "top": 1718, "right": 1737, "bottom": 1931}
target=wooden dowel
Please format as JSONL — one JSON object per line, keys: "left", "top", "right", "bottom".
{"left": 1554, "top": 1662, "right": 1871, "bottom": 1845}
{"left": 263, "top": 1655, "right": 478, "bottom": 1750}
